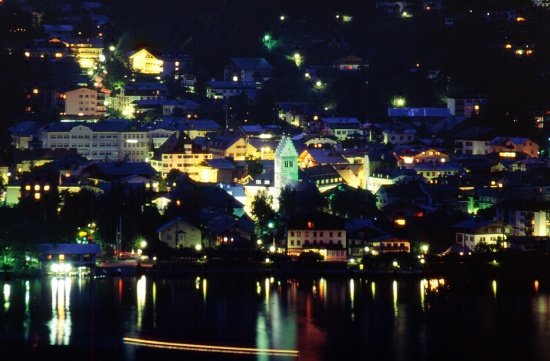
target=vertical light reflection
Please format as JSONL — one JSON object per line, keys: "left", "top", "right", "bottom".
{"left": 137, "top": 276, "right": 146, "bottom": 330}
{"left": 256, "top": 314, "right": 269, "bottom": 361}
{"left": 265, "top": 278, "right": 270, "bottom": 311}
{"left": 393, "top": 280, "right": 398, "bottom": 317}
{"left": 256, "top": 280, "right": 261, "bottom": 295}
{"left": 319, "top": 278, "right": 326, "bottom": 303}
{"left": 534, "top": 279, "right": 539, "bottom": 293}
{"left": 492, "top": 279, "right": 497, "bottom": 298}
{"left": 24, "top": 280, "right": 30, "bottom": 341}
{"left": 371, "top": 281, "right": 376, "bottom": 299}
{"left": 202, "top": 278, "right": 207, "bottom": 304}
{"left": 49, "top": 277, "right": 72, "bottom": 345}
{"left": 349, "top": 279, "right": 355, "bottom": 321}
{"left": 3, "top": 283, "right": 10, "bottom": 312}
{"left": 195, "top": 276, "right": 200, "bottom": 290}
{"left": 152, "top": 281, "right": 157, "bottom": 328}
{"left": 420, "top": 279, "right": 427, "bottom": 312}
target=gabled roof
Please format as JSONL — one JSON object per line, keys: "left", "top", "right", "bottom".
{"left": 302, "top": 164, "right": 340, "bottom": 181}
{"left": 81, "top": 161, "right": 157, "bottom": 180}
{"left": 452, "top": 219, "right": 507, "bottom": 230}
{"left": 36, "top": 243, "right": 101, "bottom": 255}
{"left": 229, "top": 58, "right": 273, "bottom": 71}
{"left": 300, "top": 148, "right": 348, "bottom": 165}
{"left": 8, "top": 121, "right": 41, "bottom": 137}
{"left": 203, "top": 158, "right": 236, "bottom": 170}
{"left": 287, "top": 211, "right": 347, "bottom": 230}
{"left": 208, "top": 135, "right": 243, "bottom": 150}
{"left": 453, "top": 126, "right": 496, "bottom": 140}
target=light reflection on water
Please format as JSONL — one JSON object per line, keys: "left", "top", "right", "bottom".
{"left": 1, "top": 274, "right": 550, "bottom": 360}
{"left": 48, "top": 277, "right": 72, "bottom": 345}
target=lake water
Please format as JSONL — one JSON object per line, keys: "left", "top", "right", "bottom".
{"left": 1, "top": 270, "right": 550, "bottom": 361}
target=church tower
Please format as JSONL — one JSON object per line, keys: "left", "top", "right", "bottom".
{"left": 274, "top": 136, "right": 299, "bottom": 188}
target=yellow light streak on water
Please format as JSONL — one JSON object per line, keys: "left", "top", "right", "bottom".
{"left": 123, "top": 337, "right": 300, "bottom": 357}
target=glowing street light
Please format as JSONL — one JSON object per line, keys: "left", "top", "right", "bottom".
{"left": 393, "top": 96, "right": 406, "bottom": 107}
{"left": 293, "top": 53, "right": 302, "bottom": 67}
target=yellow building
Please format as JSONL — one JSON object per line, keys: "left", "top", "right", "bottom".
{"left": 68, "top": 38, "right": 104, "bottom": 70}
{"left": 129, "top": 49, "right": 163, "bottom": 74}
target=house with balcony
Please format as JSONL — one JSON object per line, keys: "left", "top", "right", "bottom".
{"left": 208, "top": 135, "right": 256, "bottom": 161}
{"left": 494, "top": 199, "right": 550, "bottom": 236}
{"left": 197, "top": 158, "right": 236, "bottom": 184}
{"left": 110, "top": 82, "right": 169, "bottom": 114}
{"left": 488, "top": 137, "right": 539, "bottom": 158}
{"left": 149, "top": 131, "right": 212, "bottom": 180}
{"left": 346, "top": 218, "right": 389, "bottom": 258}
{"left": 453, "top": 219, "right": 513, "bottom": 250}
{"left": 319, "top": 117, "right": 364, "bottom": 141}
{"left": 129, "top": 48, "right": 163, "bottom": 75}
{"left": 156, "top": 217, "right": 203, "bottom": 250}
{"left": 67, "top": 37, "right": 104, "bottom": 70}
{"left": 286, "top": 211, "right": 348, "bottom": 261}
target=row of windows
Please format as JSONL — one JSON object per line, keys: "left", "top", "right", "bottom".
{"left": 124, "top": 142, "right": 146, "bottom": 148}
{"left": 123, "top": 134, "right": 146, "bottom": 139}
{"left": 316, "top": 178, "right": 343, "bottom": 185}
{"left": 390, "top": 135, "right": 414, "bottom": 141}
{"left": 78, "top": 107, "right": 95, "bottom": 111}
{"left": 290, "top": 231, "right": 342, "bottom": 237}
{"left": 289, "top": 240, "right": 343, "bottom": 246}
{"left": 78, "top": 94, "right": 96, "bottom": 98}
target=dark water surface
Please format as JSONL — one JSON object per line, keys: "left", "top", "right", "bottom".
{"left": 1, "top": 271, "right": 550, "bottom": 361}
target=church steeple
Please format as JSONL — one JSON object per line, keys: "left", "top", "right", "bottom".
{"left": 274, "top": 136, "right": 299, "bottom": 188}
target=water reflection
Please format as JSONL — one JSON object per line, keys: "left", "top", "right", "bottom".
{"left": 3, "top": 283, "right": 9, "bottom": 312}
{"left": 137, "top": 275, "right": 146, "bottom": 330}
{"left": 48, "top": 277, "right": 71, "bottom": 345}
{"left": 3, "top": 274, "right": 550, "bottom": 361}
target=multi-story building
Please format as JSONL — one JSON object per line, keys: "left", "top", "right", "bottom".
{"left": 447, "top": 92, "right": 487, "bottom": 117}
{"left": 67, "top": 37, "right": 104, "bottom": 70}
{"left": 63, "top": 87, "right": 106, "bottom": 119}
{"left": 453, "top": 126, "right": 496, "bottom": 155}
{"left": 319, "top": 117, "right": 364, "bottom": 141}
{"left": 208, "top": 135, "right": 256, "bottom": 161}
{"left": 39, "top": 120, "right": 148, "bottom": 161}
{"left": 488, "top": 137, "right": 539, "bottom": 158}
{"left": 495, "top": 199, "right": 550, "bottom": 236}
{"left": 149, "top": 131, "right": 212, "bottom": 180}
{"left": 129, "top": 48, "right": 163, "bottom": 75}
{"left": 110, "top": 82, "right": 169, "bottom": 115}
{"left": 453, "top": 219, "right": 513, "bottom": 250}
{"left": 286, "top": 212, "right": 347, "bottom": 261}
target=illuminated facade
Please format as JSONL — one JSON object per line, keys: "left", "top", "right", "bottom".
{"left": 488, "top": 137, "right": 539, "bottom": 158}
{"left": 149, "top": 132, "right": 212, "bottom": 180}
{"left": 39, "top": 121, "right": 148, "bottom": 161}
{"left": 64, "top": 87, "right": 106, "bottom": 118}
{"left": 209, "top": 136, "right": 256, "bottom": 161}
{"left": 68, "top": 38, "right": 103, "bottom": 69}
{"left": 129, "top": 49, "right": 163, "bottom": 74}
{"left": 453, "top": 219, "right": 513, "bottom": 250}
{"left": 286, "top": 212, "right": 347, "bottom": 261}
